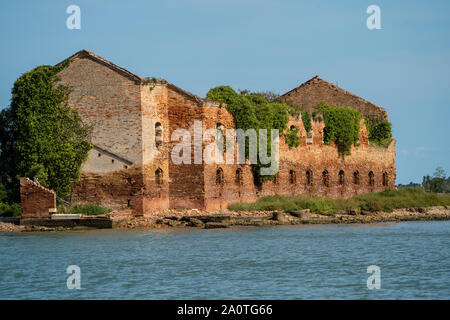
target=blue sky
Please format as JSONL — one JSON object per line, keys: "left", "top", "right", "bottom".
{"left": 0, "top": 0, "right": 449, "bottom": 184}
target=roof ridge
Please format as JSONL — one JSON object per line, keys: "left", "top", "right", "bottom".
{"left": 280, "top": 75, "right": 385, "bottom": 113}
{"left": 57, "top": 49, "right": 144, "bottom": 82}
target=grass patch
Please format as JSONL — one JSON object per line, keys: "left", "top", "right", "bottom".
{"left": 228, "top": 188, "right": 450, "bottom": 213}
{"left": 58, "top": 204, "right": 111, "bottom": 216}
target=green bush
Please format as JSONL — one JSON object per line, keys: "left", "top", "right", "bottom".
{"left": 364, "top": 116, "right": 392, "bottom": 147}
{"left": 0, "top": 203, "right": 21, "bottom": 217}
{"left": 284, "top": 126, "right": 300, "bottom": 148}
{"left": 315, "top": 103, "right": 361, "bottom": 155}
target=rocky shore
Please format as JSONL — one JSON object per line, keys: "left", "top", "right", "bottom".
{"left": 1, "top": 206, "right": 449, "bottom": 232}
{"left": 112, "top": 205, "right": 450, "bottom": 230}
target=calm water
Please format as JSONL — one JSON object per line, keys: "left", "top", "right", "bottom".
{"left": 0, "top": 221, "right": 449, "bottom": 299}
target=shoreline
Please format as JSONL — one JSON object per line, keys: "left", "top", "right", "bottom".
{"left": 1, "top": 206, "right": 449, "bottom": 233}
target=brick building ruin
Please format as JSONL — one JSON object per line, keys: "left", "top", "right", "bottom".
{"left": 53, "top": 50, "right": 395, "bottom": 214}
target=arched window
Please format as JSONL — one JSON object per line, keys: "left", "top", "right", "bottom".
{"left": 155, "top": 122, "right": 163, "bottom": 148}
{"left": 339, "top": 170, "right": 345, "bottom": 185}
{"left": 353, "top": 171, "right": 360, "bottom": 185}
{"left": 368, "top": 171, "right": 374, "bottom": 186}
{"left": 322, "top": 170, "right": 329, "bottom": 187}
{"left": 306, "top": 170, "right": 313, "bottom": 186}
{"left": 290, "top": 125, "right": 296, "bottom": 130}
{"left": 155, "top": 168, "right": 163, "bottom": 186}
{"left": 216, "top": 168, "right": 224, "bottom": 186}
{"left": 289, "top": 170, "right": 296, "bottom": 184}
{"left": 235, "top": 168, "right": 242, "bottom": 185}
{"left": 382, "top": 172, "right": 388, "bottom": 186}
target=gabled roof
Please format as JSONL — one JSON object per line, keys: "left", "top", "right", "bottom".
{"left": 280, "top": 75, "right": 386, "bottom": 116}
{"left": 58, "top": 49, "right": 144, "bottom": 82}
{"left": 58, "top": 50, "right": 208, "bottom": 106}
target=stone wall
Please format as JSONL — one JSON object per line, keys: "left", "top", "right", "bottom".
{"left": 20, "top": 178, "right": 56, "bottom": 221}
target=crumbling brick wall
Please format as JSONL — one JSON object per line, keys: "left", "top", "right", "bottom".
{"left": 279, "top": 76, "right": 389, "bottom": 120}
{"left": 20, "top": 178, "right": 56, "bottom": 221}
{"left": 54, "top": 50, "right": 396, "bottom": 214}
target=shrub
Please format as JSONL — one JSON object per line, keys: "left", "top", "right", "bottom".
{"left": 0, "top": 203, "right": 21, "bottom": 217}
{"left": 364, "top": 116, "right": 392, "bottom": 147}
{"left": 284, "top": 126, "right": 300, "bottom": 148}
{"left": 315, "top": 103, "right": 361, "bottom": 155}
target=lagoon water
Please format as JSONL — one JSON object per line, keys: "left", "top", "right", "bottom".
{"left": 0, "top": 221, "right": 449, "bottom": 299}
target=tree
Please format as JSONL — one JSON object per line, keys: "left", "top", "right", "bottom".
{"left": 0, "top": 63, "right": 92, "bottom": 199}
{"left": 423, "top": 167, "right": 447, "bottom": 193}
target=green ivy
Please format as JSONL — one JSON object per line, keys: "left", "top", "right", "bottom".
{"left": 315, "top": 102, "right": 361, "bottom": 155}
{"left": 0, "top": 62, "right": 92, "bottom": 199}
{"left": 364, "top": 116, "right": 392, "bottom": 147}
{"left": 284, "top": 126, "right": 300, "bottom": 148}
{"left": 301, "top": 111, "right": 312, "bottom": 133}
{"left": 206, "top": 86, "right": 291, "bottom": 185}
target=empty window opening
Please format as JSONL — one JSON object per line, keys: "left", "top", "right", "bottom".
{"left": 216, "top": 168, "right": 224, "bottom": 186}
{"left": 369, "top": 171, "right": 375, "bottom": 186}
{"left": 339, "top": 170, "right": 345, "bottom": 186}
{"left": 111, "top": 159, "right": 114, "bottom": 164}
{"left": 155, "top": 122, "right": 163, "bottom": 147}
{"left": 235, "top": 168, "right": 242, "bottom": 185}
{"left": 322, "top": 170, "right": 329, "bottom": 187}
{"left": 289, "top": 170, "right": 296, "bottom": 184}
{"left": 155, "top": 168, "right": 163, "bottom": 187}
{"left": 127, "top": 199, "right": 131, "bottom": 207}
{"left": 306, "top": 170, "right": 313, "bottom": 186}
{"left": 382, "top": 172, "right": 388, "bottom": 186}
{"left": 353, "top": 171, "right": 360, "bottom": 185}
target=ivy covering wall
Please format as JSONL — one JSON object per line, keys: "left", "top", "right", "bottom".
{"left": 206, "top": 86, "right": 292, "bottom": 185}
{"left": 364, "top": 116, "right": 393, "bottom": 147}
{"left": 314, "top": 102, "right": 361, "bottom": 155}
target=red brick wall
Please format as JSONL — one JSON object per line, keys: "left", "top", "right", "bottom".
{"left": 167, "top": 87, "right": 205, "bottom": 209}
{"left": 20, "top": 178, "right": 56, "bottom": 220}
{"left": 279, "top": 76, "right": 388, "bottom": 120}
{"left": 55, "top": 51, "right": 396, "bottom": 214}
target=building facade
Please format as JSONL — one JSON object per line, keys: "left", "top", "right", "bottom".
{"left": 56, "top": 50, "right": 396, "bottom": 214}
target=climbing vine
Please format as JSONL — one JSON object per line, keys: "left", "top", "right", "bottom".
{"left": 206, "top": 86, "right": 291, "bottom": 185}
{"left": 301, "top": 111, "right": 312, "bottom": 133}
{"left": 284, "top": 126, "right": 300, "bottom": 148}
{"left": 0, "top": 61, "right": 92, "bottom": 199}
{"left": 314, "top": 102, "right": 361, "bottom": 155}
{"left": 364, "top": 116, "right": 392, "bottom": 147}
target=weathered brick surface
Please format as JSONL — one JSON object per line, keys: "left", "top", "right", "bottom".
{"left": 20, "top": 178, "right": 56, "bottom": 221}
{"left": 279, "top": 76, "right": 389, "bottom": 120}
{"left": 53, "top": 50, "right": 396, "bottom": 214}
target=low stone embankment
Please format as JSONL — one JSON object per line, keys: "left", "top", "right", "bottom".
{"left": 115, "top": 206, "right": 450, "bottom": 230}
{"left": 1, "top": 206, "right": 449, "bottom": 232}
